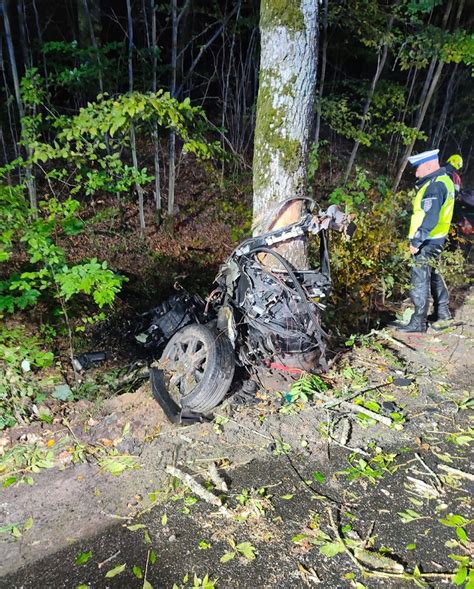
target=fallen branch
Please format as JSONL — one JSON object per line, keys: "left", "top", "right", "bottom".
{"left": 438, "top": 464, "right": 474, "bottom": 482}
{"left": 98, "top": 550, "right": 120, "bottom": 569}
{"left": 326, "top": 507, "right": 455, "bottom": 583}
{"left": 414, "top": 453, "right": 443, "bottom": 488}
{"left": 313, "top": 391, "right": 392, "bottom": 426}
{"left": 165, "top": 465, "right": 230, "bottom": 515}
{"left": 208, "top": 462, "right": 228, "bottom": 492}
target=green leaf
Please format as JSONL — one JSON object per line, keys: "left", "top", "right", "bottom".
{"left": 127, "top": 524, "right": 147, "bottom": 531}
{"left": 406, "top": 543, "right": 416, "bottom": 550}
{"left": 453, "top": 566, "right": 467, "bottom": 586}
{"left": 132, "top": 565, "right": 143, "bottom": 579}
{"left": 281, "top": 494, "right": 294, "bottom": 500}
{"left": 198, "top": 540, "right": 211, "bottom": 550}
{"left": 11, "top": 526, "right": 22, "bottom": 539}
{"left": 161, "top": 513, "right": 168, "bottom": 526}
{"left": 105, "top": 563, "right": 126, "bottom": 578}
{"left": 455, "top": 527, "right": 468, "bottom": 544}
{"left": 75, "top": 550, "right": 92, "bottom": 565}
{"left": 398, "top": 509, "right": 424, "bottom": 524}
{"left": 150, "top": 550, "right": 157, "bottom": 565}
{"left": 312, "top": 471, "right": 326, "bottom": 484}
{"left": 439, "top": 514, "right": 467, "bottom": 528}
{"left": 51, "top": 383, "right": 73, "bottom": 401}
{"left": 292, "top": 534, "right": 308, "bottom": 543}
{"left": 220, "top": 551, "right": 236, "bottom": 563}
{"left": 319, "top": 542, "right": 345, "bottom": 557}
{"left": 236, "top": 542, "right": 257, "bottom": 560}
{"left": 2, "top": 477, "right": 17, "bottom": 488}
{"left": 143, "top": 529, "right": 152, "bottom": 545}
{"left": 143, "top": 580, "right": 153, "bottom": 589}
{"left": 23, "top": 516, "right": 33, "bottom": 531}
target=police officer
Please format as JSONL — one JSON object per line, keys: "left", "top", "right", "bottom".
{"left": 444, "top": 154, "right": 463, "bottom": 194}
{"left": 394, "top": 149, "right": 455, "bottom": 333}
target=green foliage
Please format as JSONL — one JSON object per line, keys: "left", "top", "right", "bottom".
{"left": 320, "top": 81, "right": 425, "bottom": 151}
{"left": 317, "top": 171, "right": 411, "bottom": 331}
{"left": 0, "top": 326, "right": 54, "bottom": 430}
{"left": 0, "top": 186, "right": 125, "bottom": 315}
{"left": 41, "top": 41, "right": 123, "bottom": 93}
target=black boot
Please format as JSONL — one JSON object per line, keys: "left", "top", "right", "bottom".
{"left": 395, "top": 251, "right": 431, "bottom": 333}
{"left": 395, "top": 313, "right": 427, "bottom": 333}
{"left": 429, "top": 269, "right": 451, "bottom": 321}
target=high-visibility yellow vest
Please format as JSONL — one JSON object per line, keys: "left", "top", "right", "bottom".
{"left": 408, "top": 173, "right": 455, "bottom": 240}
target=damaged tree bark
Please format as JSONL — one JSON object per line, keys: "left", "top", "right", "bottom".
{"left": 252, "top": 0, "right": 318, "bottom": 269}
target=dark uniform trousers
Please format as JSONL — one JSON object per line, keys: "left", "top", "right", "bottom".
{"left": 411, "top": 242, "right": 449, "bottom": 322}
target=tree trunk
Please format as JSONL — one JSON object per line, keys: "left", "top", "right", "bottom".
{"left": 168, "top": 0, "right": 177, "bottom": 217}
{"left": 81, "top": 0, "right": 103, "bottom": 93}
{"left": 32, "top": 0, "right": 49, "bottom": 86}
{"left": 1, "top": 0, "right": 37, "bottom": 214}
{"left": 392, "top": 0, "right": 456, "bottom": 191}
{"left": 343, "top": 15, "right": 394, "bottom": 183}
{"left": 252, "top": 0, "right": 318, "bottom": 269}
{"left": 150, "top": 0, "right": 161, "bottom": 217}
{"left": 125, "top": 0, "right": 145, "bottom": 235}
{"left": 432, "top": 64, "right": 458, "bottom": 149}
{"left": 126, "top": 0, "right": 133, "bottom": 92}
{"left": 16, "top": 0, "right": 31, "bottom": 69}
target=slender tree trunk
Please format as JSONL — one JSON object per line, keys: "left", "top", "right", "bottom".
{"left": 32, "top": 0, "right": 48, "bottom": 86}
{"left": 392, "top": 60, "right": 446, "bottom": 191}
{"left": 125, "top": 0, "right": 146, "bottom": 235}
{"left": 432, "top": 64, "right": 458, "bottom": 148}
{"left": 148, "top": 0, "right": 162, "bottom": 217}
{"left": 392, "top": 0, "right": 454, "bottom": 191}
{"left": 313, "top": 0, "right": 328, "bottom": 149}
{"left": 343, "top": 15, "right": 394, "bottom": 184}
{"left": 168, "top": 0, "right": 177, "bottom": 217}
{"left": 221, "top": 0, "right": 241, "bottom": 175}
{"left": 126, "top": 0, "right": 133, "bottom": 92}
{"left": 1, "top": 0, "right": 37, "bottom": 214}
{"left": 16, "top": 0, "right": 31, "bottom": 69}
{"left": 253, "top": 0, "right": 318, "bottom": 269}
{"left": 0, "top": 125, "right": 10, "bottom": 181}
{"left": 82, "top": 0, "right": 103, "bottom": 93}
{"left": 0, "top": 30, "right": 19, "bottom": 158}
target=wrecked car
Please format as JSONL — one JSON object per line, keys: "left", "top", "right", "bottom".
{"left": 137, "top": 198, "right": 356, "bottom": 422}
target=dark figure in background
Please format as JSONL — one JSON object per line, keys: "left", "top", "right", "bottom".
{"left": 393, "top": 149, "right": 455, "bottom": 333}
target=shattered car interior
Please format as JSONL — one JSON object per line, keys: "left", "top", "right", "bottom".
{"left": 136, "top": 198, "right": 356, "bottom": 424}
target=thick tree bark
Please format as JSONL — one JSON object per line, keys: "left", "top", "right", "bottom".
{"left": 252, "top": 0, "right": 318, "bottom": 269}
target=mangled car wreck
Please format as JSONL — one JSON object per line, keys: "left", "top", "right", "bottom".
{"left": 138, "top": 198, "right": 356, "bottom": 423}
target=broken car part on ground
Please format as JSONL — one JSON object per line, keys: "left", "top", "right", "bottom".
{"left": 135, "top": 199, "right": 356, "bottom": 423}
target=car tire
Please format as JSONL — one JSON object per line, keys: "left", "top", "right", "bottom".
{"left": 160, "top": 324, "right": 235, "bottom": 413}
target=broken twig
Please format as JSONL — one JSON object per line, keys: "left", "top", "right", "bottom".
{"left": 208, "top": 462, "right": 229, "bottom": 492}
{"left": 438, "top": 464, "right": 474, "bottom": 482}
{"left": 165, "top": 465, "right": 230, "bottom": 515}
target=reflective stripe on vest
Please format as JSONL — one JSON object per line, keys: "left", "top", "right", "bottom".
{"left": 408, "top": 174, "right": 455, "bottom": 240}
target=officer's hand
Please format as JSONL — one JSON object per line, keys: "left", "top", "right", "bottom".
{"left": 409, "top": 244, "right": 419, "bottom": 255}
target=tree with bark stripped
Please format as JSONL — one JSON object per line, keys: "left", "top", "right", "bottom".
{"left": 252, "top": 0, "right": 318, "bottom": 269}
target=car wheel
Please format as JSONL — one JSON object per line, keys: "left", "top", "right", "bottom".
{"left": 160, "top": 324, "right": 235, "bottom": 413}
